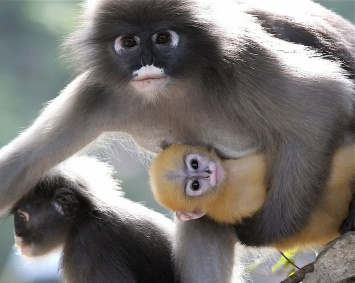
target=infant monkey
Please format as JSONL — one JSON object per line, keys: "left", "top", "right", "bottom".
{"left": 150, "top": 143, "right": 355, "bottom": 250}
{"left": 11, "top": 156, "right": 178, "bottom": 283}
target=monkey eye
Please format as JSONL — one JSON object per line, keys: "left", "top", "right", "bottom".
{"left": 190, "top": 159, "right": 199, "bottom": 170}
{"left": 114, "top": 35, "right": 140, "bottom": 53}
{"left": 191, "top": 179, "right": 200, "bottom": 191}
{"left": 121, "top": 35, "right": 138, "bottom": 48}
{"left": 185, "top": 178, "right": 210, "bottom": 197}
{"left": 155, "top": 31, "right": 171, "bottom": 45}
{"left": 153, "top": 30, "right": 179, "bottom": 47}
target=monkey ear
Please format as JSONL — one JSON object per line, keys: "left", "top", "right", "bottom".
{"left": 54, "top": 188, "right": 79, "bottom": 218}
{"left": 160, "top": 141, "right": 173, "bottom": 150}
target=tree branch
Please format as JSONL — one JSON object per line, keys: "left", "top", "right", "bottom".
{"left": 280, "top": 232, "right": 355, "bottom": 283}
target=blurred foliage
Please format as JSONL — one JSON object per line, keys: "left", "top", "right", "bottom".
{"left": 0, "top": 4, "right": 172, "bottom": 279}
{"left": 272, "top": 250, "right": 299, "bottom": 277}
{"left": 0, "top": 1, "right": 78, "bottom": 144}
{"left": 0, "top": 1, "right": 80, "bottom": 276}
{"left": 0, "top": 0, "right": 353, "bottom": 281}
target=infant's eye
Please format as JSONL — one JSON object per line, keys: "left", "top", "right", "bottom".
{"left": 190, "top": 159, "right": 198, "bottom": 170}
{"left": 191, "top": 179, "right": 200, "bottom": 191}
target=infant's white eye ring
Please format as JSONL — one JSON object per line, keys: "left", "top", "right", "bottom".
{"left": 190, "top": 159, "right": 198, "bottom": 170}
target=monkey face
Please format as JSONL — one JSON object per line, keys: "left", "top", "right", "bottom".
{"left": 66, "top": 0, "right": 221, "bottom": 97}
{"left": 183, "top": 152, "right": 224, "bottom": 197}
{"left": 150, "top": 144, "right": 226, "bottom": 220}
{"left": 113, "top": 29, "right": 180, "bottom": 93}
{"left": 11, "top": 188, "right": 77, "bottom": 257}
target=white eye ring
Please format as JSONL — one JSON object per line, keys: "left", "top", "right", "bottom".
{"left": 185, "top": 179, "right": 210, "bottom": 197}
{"left": 185, "top": 154, "right": 205, "bottom": 171}
{"left": 152, "top": 30, "right": 179, "bottom": 47}
{"left": 114, "top": 35, "right": 140, "bottom": 53}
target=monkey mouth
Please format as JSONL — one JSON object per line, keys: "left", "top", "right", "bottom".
{"left": 131, "top": 76, "right": 168, "bottom": 93}
{"left": 132, "top": 74, "right": 167, "bottom": 81}
{"left": 15, "top": 236, "right": 33, "bottom": 256}
{"left": 131, "top": 65, "right": 168, "bottom": 93}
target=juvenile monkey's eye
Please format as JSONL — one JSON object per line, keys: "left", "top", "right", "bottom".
{"left": 121, "top": 35, "right": 138, "bottom": 48}
{"left": 190, "top": 159, "right": 199, "bottom": 170}
{"left": 191, "top": 180, "right": 200, "bottom": 191}
{"left": 155, "top": 32, "right": 171, "bottom": 44}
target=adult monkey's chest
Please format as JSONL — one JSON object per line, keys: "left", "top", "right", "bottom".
{"left": 119, "top": 100, "right": 258, "bottom": 158}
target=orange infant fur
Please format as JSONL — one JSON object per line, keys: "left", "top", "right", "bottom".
{"left": 150, "top": 143, "right": 354, "bottom": 250}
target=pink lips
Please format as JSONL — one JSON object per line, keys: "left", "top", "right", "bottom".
{"left": 132, "top": 74, "right": 166, "bottom": 81}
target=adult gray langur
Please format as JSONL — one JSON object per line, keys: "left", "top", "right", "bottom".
{"left": 0, "top": 0, "right": 354, "bottom": 282}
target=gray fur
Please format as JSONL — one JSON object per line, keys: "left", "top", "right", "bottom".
{"left": 0, "top": 0, "right": 354, "bottom": 282}
{"left": 174, "top": 217, "right": 238, "bottom": 283}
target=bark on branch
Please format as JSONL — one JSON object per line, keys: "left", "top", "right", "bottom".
{"left": 281, "top": 232, "right": 355, "bottom": 283}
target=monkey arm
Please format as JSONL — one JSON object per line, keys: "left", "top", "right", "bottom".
{"left": 233, "top": 46, "right": 354, "bottom": 246}
{"left": 0, "top": 73, "right": 112, "bottom": 212}
{"left": 274, "top": 143, "right": 355, "bottom": 250}
{"left": 235, "top": 135, "right": 339, "bottom": 246}
{"left": 174, "top": 217, "right": 237, "bottom": 282}
{"left": 228, "top": 142, "right": 354, "bottom": 250}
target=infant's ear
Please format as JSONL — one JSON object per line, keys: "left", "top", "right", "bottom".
{"left": 54, "top": 188, "right": 79, "bottom": 218}
{"left": 160, "top": 141, "right": 174, "bottom": 150}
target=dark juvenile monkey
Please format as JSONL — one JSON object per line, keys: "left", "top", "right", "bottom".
{"left": 11, "top": 156, "right": 178, "bottom": 283}
{"left": 149, "top": 143, "right": 355, "bottom": 250}
{"left": 0, "top": 0, "right": 354, "bottom": 281}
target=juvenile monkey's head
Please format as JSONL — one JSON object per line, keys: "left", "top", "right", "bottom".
{"left": 11, "top": 176, "right": 87, "bottom": 257}
{"left": 149, "top": 144, "right": 226, "bottom": 221}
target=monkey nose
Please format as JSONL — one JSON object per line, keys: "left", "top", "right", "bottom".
{"left": 190, "top": 172, "right": 210, "bottom": 179}
{"left": 141, "top": 55, "right": 154, "bottom": 66}
{"left": 201, "top": 171, "right": 212, "bottom": 179}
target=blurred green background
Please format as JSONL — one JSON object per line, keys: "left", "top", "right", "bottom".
{"left": 0, "top": 1, "right": 353, "bottom": 282}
